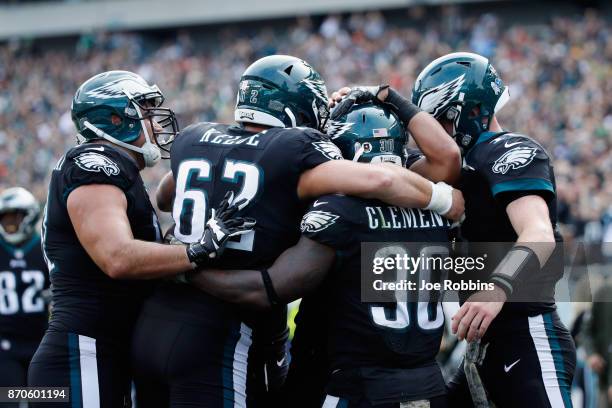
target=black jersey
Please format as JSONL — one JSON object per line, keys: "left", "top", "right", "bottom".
{"left": 301, "top": 194, "right": 451, "bottom": 372}
{"left": 460, "top": 131, "right": 559, "bottom": 242}
{"left": 0, "top": 234, "right": 49, "bottom": 341}
{"left": 42, "top": 143, "right": 160, "bottom": 345}
{"left": 170, "top": 123, "right": 340, "bottom": 268}
{"left": 149, "top": 122, "right": 339, "bottom": 322}
{"left": 458, "top": 131, "right": 562, "bottom": 318}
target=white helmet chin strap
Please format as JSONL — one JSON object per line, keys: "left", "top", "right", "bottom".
{"left": 352, "top": 145, "right": 365, "bottom": 162}
{"left": 124, "top": 90, "right": 161, "bottom": 167}
{"left": 82, "top": 121, "right": 160, "bottom": 167}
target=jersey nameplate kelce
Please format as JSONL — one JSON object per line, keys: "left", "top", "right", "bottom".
{"left": 196, "top": 126, "right": 262, "bottom": 148}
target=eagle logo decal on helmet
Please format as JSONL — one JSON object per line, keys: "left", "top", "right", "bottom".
{"left": 417, "top": 74, "right": 466, "bottom": 117}
{"left": 492, "top": 146, "right": 537, "bottom": 174}
{"left": 312, "top": 141, "right": 343, "bottom": 160}
{"left": 326, "top": 121, "right": 354, "bottom": 140}
{"left": 300, "top": 210, "right": 339, "bottom": 233}
{"left": 85, "top": 78, "right": 158, "bottom": 100}
{"left": 74, "top": 152, "right": 120, "bottom": 176}
{"left": 302, "top": 78, "right": 328, "bottom": 103}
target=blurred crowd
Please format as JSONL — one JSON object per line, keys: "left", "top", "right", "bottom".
{"left": 0, "top": 5, "right": 610, "bottom": 243}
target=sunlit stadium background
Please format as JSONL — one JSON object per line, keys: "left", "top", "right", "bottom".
{"left": 0, "top": 0, "right": 611, "bottom": 404}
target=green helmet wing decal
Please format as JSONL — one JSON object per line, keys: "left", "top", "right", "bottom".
{"left": 234, "top": 55, "right": 329, "bottom": 131}
{"left": 412, "top": 52, "right": 509, "bottom": 152}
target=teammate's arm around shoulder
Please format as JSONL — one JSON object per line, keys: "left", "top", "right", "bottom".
{"left": 297, "top": 160, "right": 464, "bottom": 221}
{"left": 189, "top": 236, "right": 336, "bottom": 309}
{"left": 67, "top": 184, "right": 193, "bottom": 279}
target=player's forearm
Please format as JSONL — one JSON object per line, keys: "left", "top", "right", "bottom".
{"left": 515, "top": 226, "right": 556, "bottom": 267}
{"left": 189, "top": 269, "right": 270, "bottom": 309}
{"left": 104, "top": 240, "right": 192, "bottom": 279}
{"left": 191, "top": 237, "right": 334, "bottom": 308}
{"left": 407, "top": 112, "right": 461, "bottom": 183}
{"left": 374, "top": 163, "right": 432, "bottom": 208}
{"left": 367, "top": 164, "right": 465, "bottom": 220}
{"left": 507, "top": 195, "right": 556, "bottom": 267}
{"left": 298, "top": 160, "right": 395, "bottom": 199}
{"left": 488, "top": 223, "right": 556, "bottom": 298}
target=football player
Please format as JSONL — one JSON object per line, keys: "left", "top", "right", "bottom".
{"left": 185, "top": 102, "right": 454, "bottom": 407}
{"left": 132, "top": 55, "right": 463, "bottom": 407}
{"left": 407, "top": 52, "right": 575, "bottom": 407}
{"left": 0, "top": 187, "right": 49, "bottom": 402}
{"left": 27, "top": 70, "right": 254, "bottom": 408}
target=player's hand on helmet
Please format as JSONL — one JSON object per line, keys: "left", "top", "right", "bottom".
{"left": 451, "top": 286, "right": 507, "bottom": 342}
{"left": 328, "top": 86, "right": 351, "bottom": 108}
{"left": 329, "top": 85, "right": 390, "bottom": 119}
{"left": 186, "top": 191, "right": 256, "bottom": 267}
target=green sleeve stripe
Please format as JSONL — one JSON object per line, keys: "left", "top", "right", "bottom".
{"left": 491, "top": 178, "right": 555, "bottom": 196}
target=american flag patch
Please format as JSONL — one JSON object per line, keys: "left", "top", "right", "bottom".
{"left": 372, "top": 128, "right": 388, "bottom": 137}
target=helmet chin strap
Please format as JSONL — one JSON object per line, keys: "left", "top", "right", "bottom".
{"left": 124, "top": 90, "right": 161, "bottom": 167}
{"left": 352, "top": 145, "right": 365, "bottom": 162}
{"left": 82, "top": 121, "right": 160, "bottom": 167}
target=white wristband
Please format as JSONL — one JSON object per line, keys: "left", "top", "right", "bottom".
{"left": 425, "top": 181, "right": 453, "bottom": 215}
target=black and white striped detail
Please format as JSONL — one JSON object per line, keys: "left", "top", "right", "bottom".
{"left": 528, "top": 314, "right": 569, "bottom": 407}
{"left": 232, "top": 323, "right": 253, "bottom": 408}
{"left": 322, "top": 395, "right": 340, "bottom": 408}
{"left": 78, "top": 335, "right": 100, "bottom": 407}
{"left": 69, "top": 334, "right": 101, "bottom": 408}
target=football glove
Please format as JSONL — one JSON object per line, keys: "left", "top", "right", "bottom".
{"left": 330, "top": 85, "right": 389, "bottom": 120}
{"left": 186, "top": 191, "right": 256, "bottom": 267}
{"left": 331, "top": 85, "right": 421, "bottom": 126}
